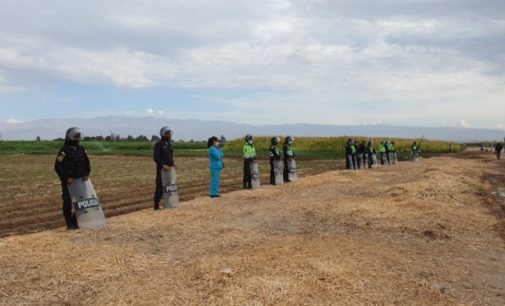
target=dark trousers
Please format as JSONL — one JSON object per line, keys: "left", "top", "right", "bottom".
{"left": 243, "top": 159, "right": 252, "bottom": 188}
{"left": 497, "top": 151, "right": 501, "bottom": 160}
{"left": 61, "top": 183, "right": 77, "bottom": 228}
{"left": 269, "top": 159, "right": 275, "bottom": 185}
{"left": 153, "top": 168, "right": 163, "bottom": 209}
{"left": 283, "top": 159, "right": 290, "bottom": 182}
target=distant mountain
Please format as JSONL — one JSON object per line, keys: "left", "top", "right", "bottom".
{"left": 0, "top": 116, "right": 504, "bottom": 142}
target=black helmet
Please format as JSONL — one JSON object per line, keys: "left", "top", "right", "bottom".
{"left": 65, "top": 127, "right": 82, "bottom": 139}
{"left": 245, "top": 134, "right": 253, "bottom": 142}
{"left": 271, "top": 137, "right": 280, "bottom": 145}
{"left": 285, "top": 136, "right": 294, "bottom": 144}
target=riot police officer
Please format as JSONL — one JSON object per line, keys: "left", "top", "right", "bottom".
{"left": 153, "top": 126, "right": 175, "bottom": 210}
{"left": 269, "top": 137, "right": 281, "bottom": 185}
{"left": 243, "top": 135, "right": 256, "bottom": 189}
{"left": 54, "top": 127, "right": 90, "bottom": 230}
{"left": 283, "top": 136, "right": 295, "bottom": 182}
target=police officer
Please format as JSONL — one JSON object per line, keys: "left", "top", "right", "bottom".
{"left": 153, "top": 126, "right": 175, "bottom": 210}
{"left": 367, "top": 140, "right": 376, "bottom": 168}
{"left": 243, "top": 135, "right": 256, "bottom": 189}
{"left": 386, "top": 141, "right": 395, "bottom": 164}
{"left": 269, "top": 137, "right": 281, "bottom": 185}
{"left": 345, "top": 138, "right": 357, "bottom": 170}
{"left": 411, "top": 141, "right": 419, "bottom": 160}
{"left": 495, "top": 142, "right": 503, "bottom": 160}
{"left": 379, "top": 141, "right": 387, "bottom": 165}
{"left": 391, "top": 141, "right": 398, "bottom": 164}
{"left": 357, "top": 140, "right": 367, "bottom": 169}
{"left": 54, "top": 127, "right": 90, "bottom": 230}
{"left": 283, "top": 136, "right": 295, "bottom": 182}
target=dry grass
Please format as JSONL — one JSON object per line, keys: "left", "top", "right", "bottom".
{"left": 1, "top": 154, "right": 505, "bottom": 305}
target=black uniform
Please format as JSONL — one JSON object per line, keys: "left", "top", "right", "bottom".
{"left": 283, "top": 144, "right": 295, "bottom": 182}
{"left": 496, "top": 143, "right": 503, "bottom": 160}
{"left": 269, "top": 145, "right": 281, "bottom": 185}
{"left": 153, "top": 139, "right": 174, "bottom": 209}
{"left": 357, "top": 143, "right": 367, "bottom": 169}
{"left": 54, "top": 140, "right": 90, "bottom": 229}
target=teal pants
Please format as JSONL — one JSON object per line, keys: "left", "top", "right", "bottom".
{"left": 209, "top": 169, "right": 221, "bottom": 196}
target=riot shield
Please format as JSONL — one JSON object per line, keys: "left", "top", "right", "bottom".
{"left": 67, "top": 178, "right": 107, "bottom": 229}
{"left": 250, "top": 161, "right": 261, "bottom": 189}
{"left": 287, "top": 158, "right": 298, "bottom": 181}
{"left": 273, "top": 160, "right": 284, "bottom": 186}
{"left": 161, "top": 167, "right": 179, "bottom": 208}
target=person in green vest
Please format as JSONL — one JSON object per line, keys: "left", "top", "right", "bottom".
{"left": 367, "top": 140, "right": 377, "bottom": 168}
{"left": 269, "top": 137, "right": 282, "bottom": 185}
{"left": 386, "top": 141, "right": 395, "bottom": 164}
{"left": 283, "top": 136, "right": 295, "bottom": 182}
{"left": 391, "top": 141, "right": 398, "bottom": 164}
{"left": 379, "top": 141, "right": 387, "bottom": 165}
{"left": 411, "top": 141, "right": 419, "bottom": 160}
{"left": 243, "top": 134, "right": 256, "bottom": 189}
{"left": 345, "top": 138, "right": 357, "bottom": 170}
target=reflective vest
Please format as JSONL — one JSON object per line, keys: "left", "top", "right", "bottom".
{"left": 387, "top": 143, "right": 394, "bottom": 152}
{"left": 243, "top": 143, "right": 256, "bottom": 159}
{"left": 412, "top": 144, "right": 418, "bottom": 151}
{"left": 379, "top": 144, "right": 386, "bottom": 153}
{"left": 351, "top": 145, "right": 357, "bottom": 154}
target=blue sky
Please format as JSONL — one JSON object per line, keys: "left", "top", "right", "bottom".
{"left": 1, "top": 0, "right": 504, "bottom": 129}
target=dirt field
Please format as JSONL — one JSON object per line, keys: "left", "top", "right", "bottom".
{"left": 0, "top": 155, "right": 341, "bottom": 237}
{"left": 1, "top": 152, "right": 505, "bottom": 305}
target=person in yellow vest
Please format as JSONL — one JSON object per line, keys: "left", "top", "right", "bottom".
{"left": 243, "top": 134, "right": 256, "bottom": 189}
{"left": 345, "top": 138, "right": 357, "bottom": 170}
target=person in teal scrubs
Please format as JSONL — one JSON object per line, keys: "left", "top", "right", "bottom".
{"left": 208, "top": 136, "right": 224, "bottom": 198}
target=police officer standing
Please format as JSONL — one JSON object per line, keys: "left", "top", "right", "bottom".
{"left": 367, "top": 140, "right": 376, "bottom": 168}
{"left": 345, "top": 138, "right": 357, "bottom": 170}
{"left": 357, "top": 140, "right": 367, "bottom": 169}
{"left": 379, "top": 141, "right": 387, "bottom": 165}
{"left": 269, "top": 137, "right": 281, "bottom": 185}
{"left": 54, "top": 127, "right": 90, "bottom": 230}
{"left": 153, "top": 126, "right": 175, "bottom": 210}
{"left": 243, "top": 135, "right": 256, "bottom": 189}
{"left": 283, "top": 136, "right": 295, "bottom": 182}
{"left": 495, "top": 142, "right": 503, "bottom": 160}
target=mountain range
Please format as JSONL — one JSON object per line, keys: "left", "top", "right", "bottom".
{"left": 1, "top": 116, "right": 504, "bottom": 142}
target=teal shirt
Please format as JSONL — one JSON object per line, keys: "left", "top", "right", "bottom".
{"left": 208, "top": 146, "right": 224, "bottom": 170}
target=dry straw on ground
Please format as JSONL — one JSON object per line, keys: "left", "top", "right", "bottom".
{"left": 1, "top": 153, "right": 505, "bottom": 305}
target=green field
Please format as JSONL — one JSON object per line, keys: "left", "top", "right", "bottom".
{"left": 0, "top": 136, "right": 463, "bottom": 159}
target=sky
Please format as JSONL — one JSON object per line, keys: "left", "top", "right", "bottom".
{"left": 0, "top": 0, "right": 504, "bottom": 129}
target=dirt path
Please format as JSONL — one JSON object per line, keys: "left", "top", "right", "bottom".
{"left": 1, "top": 153, "right": 504, "bottom": 305}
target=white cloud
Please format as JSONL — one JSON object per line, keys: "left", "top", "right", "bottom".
{"left": 497, "top": 124, "right": 505, "bottom": 130}
{"left": 0, "top": 0, "right": 504, "bottom": 127}
{"left": 5, "top": 118, "right": 23, "bottom": 124}
{"left": 457, "top": 120, "right": 471, "bottom": 128}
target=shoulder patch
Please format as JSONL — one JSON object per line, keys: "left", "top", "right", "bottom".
{"left": 57, "top": 152, "right": 65, "bottom": 162}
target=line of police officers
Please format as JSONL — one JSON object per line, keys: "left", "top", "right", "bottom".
{"left": 54, "top": 126, "right": 419, "bottom": 230}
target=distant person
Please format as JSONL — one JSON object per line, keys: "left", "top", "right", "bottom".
{"left": 411, "top": 141, "right": 419, "bottom": 160}
{"left": 208, "top": 136, "right": 224, "bottom": 198}
{"left": 243, "top": 134, "right": 256, "bottom": 189}
{"left": 357, "top": 140, "right": 367, "bottom": 169}
{"left": 283, "top": 136, "right": 296, "bottom": 182}
{"left": 384, "top": 141, "right": 391, "bottom": 164}
{"left": 496, "top": 142, "right": 503, "bottom": 160}
{"left": 153, "top": 126, "right": 175, "bottom": 210}
{"left": 367, "top": 140, "right": 377, "bottom": 168}
{"left": 54, "top": 127, "right": 90, "bottom": 230}
{"left": 345, "top": 138, "right": 357, "bottom": 170}
{"left": 379, "top": 141, "right": 387, "bottom": 165}
{"left": 391, "top": 141, "right": 398, "bottom": 164}
{"left": 269, "top": 137, "right": 281, "bottom": 185}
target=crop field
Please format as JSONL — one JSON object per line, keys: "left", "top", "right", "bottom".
{"left": 0, "top": 154, "right": 342, "bottom": 237}
{"left": 1, "top": 151, "right": 504, "bottom": 305}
